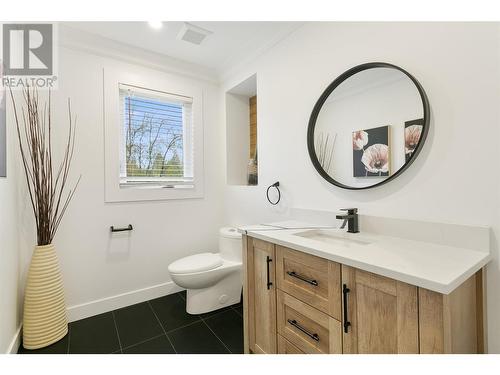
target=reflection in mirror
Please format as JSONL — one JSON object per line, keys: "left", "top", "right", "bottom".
{"left": 311, "top": 65, "right": 428, "bottom": 189}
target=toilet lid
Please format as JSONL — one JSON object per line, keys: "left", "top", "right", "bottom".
{"left": 168, "top": 253, "right": 223, "bottom": 274}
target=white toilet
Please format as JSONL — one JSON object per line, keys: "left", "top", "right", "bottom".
{"left": 168, "top": 227, "right": 242, "bottom": 314}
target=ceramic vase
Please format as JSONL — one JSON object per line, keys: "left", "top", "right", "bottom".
{"left": 23, "top": 244, "right": 68, "bottom": 349}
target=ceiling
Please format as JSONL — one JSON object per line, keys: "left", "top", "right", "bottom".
{"left": 64, "top": 22, "right": 303, "bottom": 75}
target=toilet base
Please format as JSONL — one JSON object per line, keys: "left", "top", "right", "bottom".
{"left": 186, "top": 270, "right": 242, "bottom": 315}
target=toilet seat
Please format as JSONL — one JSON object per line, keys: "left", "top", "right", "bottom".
{"left": 168, "top": 253, "right": 223, "bottom": 274}
{"left": 168, "top": 226, "right": 243, "bottom": 314}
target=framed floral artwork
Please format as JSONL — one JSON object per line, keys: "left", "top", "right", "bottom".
{"left": 352, "top": 125, "right": 390, "bottom": 177}
{"left": 404, "top": 118, "right": 424, "bottom": 162}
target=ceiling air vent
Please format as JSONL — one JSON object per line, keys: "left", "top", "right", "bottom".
{"left": 177, "top": 22, "right": 213, "bottom": 45}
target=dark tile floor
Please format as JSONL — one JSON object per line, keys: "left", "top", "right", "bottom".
{"left": 18, "top": 291, "right": 243, "bottom": 354}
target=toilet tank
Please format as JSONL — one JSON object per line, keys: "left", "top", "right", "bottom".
{"left": 219, "top": 227, "right": 242, "bottom": 262}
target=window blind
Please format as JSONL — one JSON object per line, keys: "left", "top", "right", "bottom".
{"left": 118, "top": 84, "right": 194, "bottom": 187}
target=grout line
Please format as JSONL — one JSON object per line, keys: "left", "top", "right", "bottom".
{"left": 199, "top": 310, "right": 226, "bottom": 320}
{"left": 164, "top": 319, "right": 202, "bottom": 334}
{"left": 164, "top": 333, "right": 177, "bottom": 354}
{"left": 66, "top": 325, "right": 71, "bottom": 354}
{"left": 200, "top": 316, "right": 232, "bottom": 354}
{"left": 178, "top": 291, "right": 186, "bottom": 301}
{"left": 231, "top": 306, "right": 243, "bottom": 318}
{"left": 149, "top": 292, "right": 233, "bottom": 353}
{"left": 147, "top": 301, "right": 169, "bottom": 334}
{"left": 147, "top": 301, "right": 178, "bottom": 354}
{"left": 203, "top": 305, "right": 240, "bottom": 320}
{"left": 111, "top": 311, "right": 123, "bottom": 354}
{"left": 230, "top": 302, "right": 243, "bottom": 311}
{"left": 120, "top": 333, "right": 166, "bottom": 352}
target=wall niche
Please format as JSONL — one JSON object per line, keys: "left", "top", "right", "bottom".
{"left": 225, "top": 74, "right": 258, "bottom": 186}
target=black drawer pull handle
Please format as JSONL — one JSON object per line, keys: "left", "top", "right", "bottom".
{"left": 287, "top": 319, "right": 319, "bottom": 342}
{"left": 286, "top": 271, "right": 318, "bottom": 286}
{"left": 110, "top": 224, "right": 133, "bottom": 232}
{"left": 343, "top": 284, "right": 351, "bottom": 333}
{"left": 266, "top": 256, "right": 273, "bottom": 290}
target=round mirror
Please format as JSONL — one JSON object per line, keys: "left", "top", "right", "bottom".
{"left": 307, "top": 62, "right": 430, "bottom": 190}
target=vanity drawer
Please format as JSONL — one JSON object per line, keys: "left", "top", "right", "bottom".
{"left": 278, "top": 334, "right": 305, "bottom": 354}
{"left": 276, "top": 245, "right": 341, "bottom": 319}
{"left": 277, "top": 290, "right": 342, "bottom": 354}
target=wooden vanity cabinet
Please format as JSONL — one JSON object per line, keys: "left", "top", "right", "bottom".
{"left": 418, "top": 272, "right": 483, "bottom": 354}
{"left": 243, "top": 235, "right": 484, "bottom": 354}
{"left": 341, "top": 266, "right": 419, "bottom": 353}
{"left": 243, "top": 236, "right": 277, "bottom": 354}
{"left": 342, "top": 266, "right": 483, "bottom": 354}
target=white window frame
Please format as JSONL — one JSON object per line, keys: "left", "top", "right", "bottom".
{"left": 104, "top": 66, "right": 204, "bottom": 202}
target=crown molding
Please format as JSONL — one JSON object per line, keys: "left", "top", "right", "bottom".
{"left": 57, "top": 23, "right": 305, "bottom": 85}
{"left": 218, "top": 22, "right": 306, "bottom": 82}
{"left": 58, "top": 24, "right": 219, "bottom": 85}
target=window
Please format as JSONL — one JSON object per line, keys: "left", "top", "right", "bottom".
{"left": 119, "top": 84, "right": 193, "bottom": 188}
{"left": 104, "top": 67, "right": 204, "bottom": 202}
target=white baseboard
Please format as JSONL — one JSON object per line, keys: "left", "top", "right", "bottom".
{"left": 66, "top": 281, "right": 184, "bottom": 322}
{"left": 7, "top": 325, "right": 22, "bottom": 354}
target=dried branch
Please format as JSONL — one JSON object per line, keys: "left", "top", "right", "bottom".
{"left": 315, "top": 132, "right": 336, "bottom": 175}
{"left": 10, "top": 86, "right": 80, "bottom": 246}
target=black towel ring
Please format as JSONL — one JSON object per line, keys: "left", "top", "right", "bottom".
{"left": 266, "top": 182, "right": 281, "bottom": 205}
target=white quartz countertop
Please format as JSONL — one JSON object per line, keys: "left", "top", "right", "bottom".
{"left": 239, "top": 225, "right": 491, "bottom": 294}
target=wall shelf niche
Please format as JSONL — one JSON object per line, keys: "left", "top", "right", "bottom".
{"left": 225, "top": 74, "right": 258, "bottom": 186}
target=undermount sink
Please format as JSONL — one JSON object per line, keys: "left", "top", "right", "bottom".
{"left": 293, "top": 229, "right": 372, "bottom": 246}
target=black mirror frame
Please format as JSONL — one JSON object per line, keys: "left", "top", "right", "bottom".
{"left": 307, "top": 62, "right": 430, "bottom": 190}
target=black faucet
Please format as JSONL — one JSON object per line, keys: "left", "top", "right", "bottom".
{"left": 336, "top": 208, "right": 359, "bottom": 233}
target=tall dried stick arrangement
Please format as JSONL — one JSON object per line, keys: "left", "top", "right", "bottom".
{"left": 315, "top": 132, "right": 336, "bottom": 174}
{"left": 10, "top": 87, "right": 81, "bottom": 246}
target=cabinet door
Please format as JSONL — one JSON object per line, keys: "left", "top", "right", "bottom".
{"left": 342, "top": 266, "right": 418, "bottom": 354}
{"left": 244, "top": 237, "right": 277, "bottom": 354}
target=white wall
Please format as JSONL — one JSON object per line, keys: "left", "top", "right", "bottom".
{"left": 222, "top": 22, "right": 500, "bottom": 352}
{"left": 226, "top": 93, "right": 250, "bottom": 185}
{"left": 0, "top": 87, "right": 6, "bottom": 177}
{"left": 11, "top": 43, "right": 225, "bottom": 321}
{"left": 0, "top": 92, "right": 21, "bottom": 353}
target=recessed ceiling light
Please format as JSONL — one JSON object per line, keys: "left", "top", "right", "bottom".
{"left": 148, "top": 21, "right": 163, "bottom": 30}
